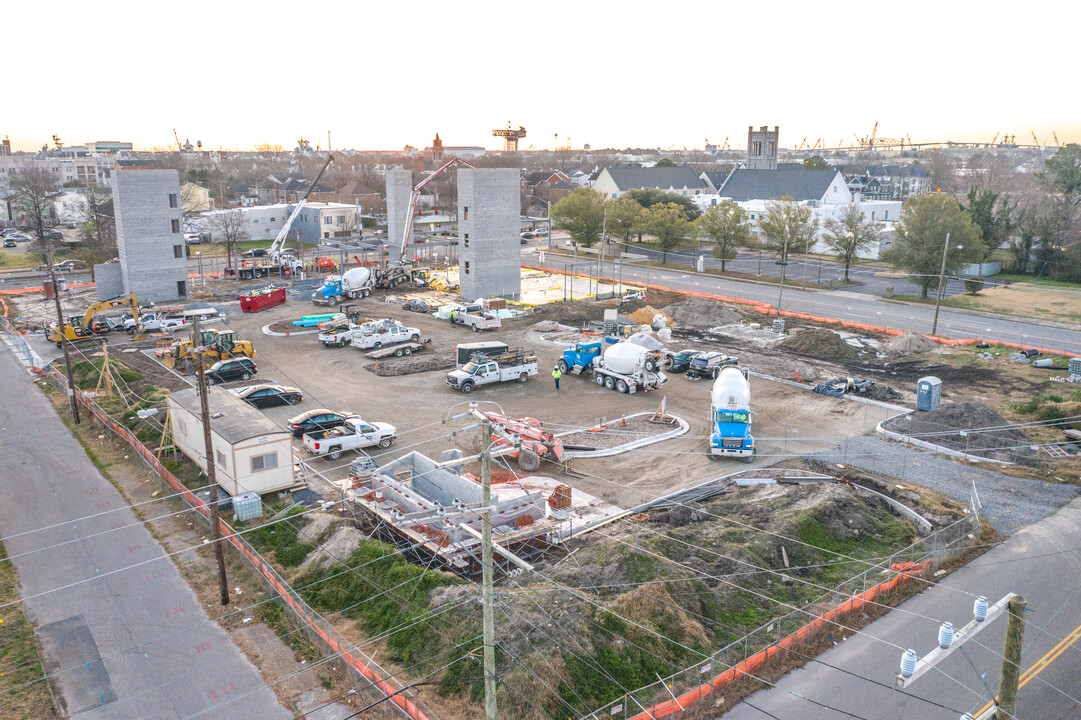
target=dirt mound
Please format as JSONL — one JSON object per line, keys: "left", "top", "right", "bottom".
{"left": 630, "top": 305, "right": 670, "bottom": 326}
{"left": 883, "top": 331, "right": 938, "bottom": 356}
{"left": 885, "top": 401, "right": 1036, "bottom": 464}
{"left": 297, "top": 513, "right": 335, "bottom": 545}
{"left": 532, "top": 320, "right": 563, "bottom": 332}
{"left": 662, "top": 297, "right": 743, "bottom": 330}
{"left": 780, "top": 327, "right": 858, "bottom": 360}
{"left": 302, "top": 525, "right": 364, "bottom": 568}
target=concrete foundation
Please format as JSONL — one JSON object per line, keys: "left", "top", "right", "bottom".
{"left": 457, "top": 168, "right": 521, "bottom": 300}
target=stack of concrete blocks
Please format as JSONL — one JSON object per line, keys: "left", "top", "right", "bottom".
{"left": 385, "top": 168, "right": 413, "bottom": 258}
{"left": 111, "top": 168, "right": 188, "bottom": 302}
{"left": 457, "top": 168, "right": 521, "bottom": 300}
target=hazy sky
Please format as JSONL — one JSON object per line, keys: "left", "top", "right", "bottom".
{"left": 6, "top": 0, "right": 1079, "bottom": 153}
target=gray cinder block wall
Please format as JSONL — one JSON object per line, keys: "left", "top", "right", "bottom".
{"left": 385, "top": 169, "right": 413, "bottom": 260}
{"left": 457, "top": 168, "right": 521, "bottom": 300}
{"left": 114, "top": 169, "right": 188, "bottom": 302}
{"left": 93, "top": 262, "right": 124, "bottom": 301}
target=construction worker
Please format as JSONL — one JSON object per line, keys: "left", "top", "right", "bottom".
{"left": 552, "top": 365, "right": 562, "bottom": 391}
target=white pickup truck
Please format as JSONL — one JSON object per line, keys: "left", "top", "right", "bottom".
{"left": 351, "top": 322, "right": 421, "bottom": 350}
{"left": 303, "top": 418, "right": 397, "bottom": 459}
{"left": 124, "top": 312, "right": 186, "bottom": 333}
{"left": 449, "top": 306, "right": 502, "bottom": 332}
{"left": 446, "top": 348, "right": 538, "bottom": 393}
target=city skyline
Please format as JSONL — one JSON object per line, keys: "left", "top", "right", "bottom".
{"left": 4, "top": 0, "right": 1079, "bottom": 153}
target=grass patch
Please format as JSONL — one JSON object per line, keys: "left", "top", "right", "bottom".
{"left": 0, "top": 542, "right": 60, "bottom": 719}
{"left": 247, "top": 507, "right": 314, "bottom": 567}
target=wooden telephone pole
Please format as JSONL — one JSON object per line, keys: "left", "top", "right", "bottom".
{"left": 193, "top": 316, "right": 230, "bottom": 606}
{"left": 47, "top": 260, "right": 80, "bottom": 424}
{"left": 995, "top": 595, "right": 1026, "bottom": 720}
{"left": 480, "top": 414, "right": 498, "bottom": 720}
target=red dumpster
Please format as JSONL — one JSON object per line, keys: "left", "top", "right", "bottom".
{"left": 240, "top": 286, "right": 286, "bottom": 313}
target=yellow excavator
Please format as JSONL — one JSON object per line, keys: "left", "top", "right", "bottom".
{"left": 158, "top": 328, "right": 256, "bottom": 373}
{"left": 47, "top": 293, "right": 141, "bottom": 347}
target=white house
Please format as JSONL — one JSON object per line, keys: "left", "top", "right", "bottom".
{"left": 167, "top": 387, "right": 294, "bottom": 496}
{"left": 592, "top": 166, "right": 708, "bottom": 200}
{"left": 195, "top": 204, "right": 290, "bottom": 240}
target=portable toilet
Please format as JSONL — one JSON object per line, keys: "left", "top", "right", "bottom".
{"left": 916, "top": 376, "right": 942, "bottom": 411}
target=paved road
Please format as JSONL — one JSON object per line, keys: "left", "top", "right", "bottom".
{"left": 724, "top": 497, "right": 1081, "bottom": 720}
{"left": 528, "top": 251, "right": 1081, "bottom": 353}
{"left": 0, "top": 352, "right": 289, "bottom": 720}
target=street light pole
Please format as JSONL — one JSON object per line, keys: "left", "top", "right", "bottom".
{"left": 775, "top": 236, "right": 790, "bottom": 316}
{"left": 931, "top": 232, "right": 951, "bottom": 336}
{"left": 197, "top": 251, "right": 204, "bottom": 287}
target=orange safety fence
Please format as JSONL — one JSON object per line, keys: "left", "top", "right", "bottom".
{"left": 35, "top": 368, "right": 433, "bottom": 720}
{"left": 523, "top": 264, "right": 1079, "bottom": 359}
{"left": 0, "top": 282, "right": 96, "bottom": 295}
{"left": 624, "top": 560, "right": 931, "bottom": 720}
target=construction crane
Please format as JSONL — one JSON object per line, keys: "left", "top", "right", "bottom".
{"left": 989, "top": 132, "right": 999, "bottom": 147}
{"left": 1054, "top": 131, "right": 1061, "bottom": 147}
{"left": 267, "top": 153, "right": 334, "bottom": 264}
{"left": 173, "top": 129, "right": 182, "bottom": 152}
{"left": 51, "top": 134, "right": 63, "bottom": 150}
{"left": 797, "top": 137, "right": 807, "bottom": 151}
{"left": 1031, "top": 130, "right": 1041, "bottom": 147}
{"left": 721, "top": 136, "right": 730, "bottom": 151}
{"left": 492, "top": 122, "right": 527, "bottom": 152}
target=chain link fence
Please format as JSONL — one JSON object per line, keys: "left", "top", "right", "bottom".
{"left": 0, "top": 315, "right": 43, "bottom": 370}
{"left": 584, "top": 513, "right": 981, "bottom": 720}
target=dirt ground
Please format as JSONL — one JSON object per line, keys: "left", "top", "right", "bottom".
{"left": 944, "top": 282, "right": 1081, "bottom": 326}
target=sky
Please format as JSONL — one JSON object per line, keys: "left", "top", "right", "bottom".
{"left": 5, "top": 0, "right": 1079, "bottom": 154}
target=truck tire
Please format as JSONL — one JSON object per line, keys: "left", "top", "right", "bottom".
{"left": 604, "top": 376, "right": 615, "bottom": 390}
{"left": 471, "top": 324, "right": 479, "bottom": 333}
{"left": 518, "top": 372, "right": 528, "bottom": 383}
{"left": 595, "top": 373, "right": 605, "bottom": 386}
{"left": 394, "top": 347, "right": 404, "bottom": 357}
{"left": 362, "top": 288, "right": 371, "bottom": 298}
{"left": 378, "top": 437, "right": 393, "bottom": 449}
{"left": 706, "top": 452, "right": 720, "bottom": 461}
{"left": 373, "top": 342, "right": 382, "bottom": 349}
{"left": 645, "top": 358, "right": 658, "bottom": 372}
{"left": 333, "top": 296, "right": 341, "bottom": 306}
{"left": 743, "top": 453, "right": 755, "bottom": 464}
{"left": 712, "top": 368, "right": 720, "bottom": 380}
{"left": 518, "top": 450, "right": 541, "bottom": 472}
{"left": 410, "top": 334, "right": 420, "bottom": 343}
{"left": 254, "top": 269, "right": 264, "bottom": 278}
{"left": 616, "top": 379, "right": 629, "bottom": 394}
{"left": 461, "top": 382, "right": 474, "bottom": 394}
{"left": 557, "top": 359, "right": 569, "bottom": 374}
{"left": 328, "top": 447, "right": 343, "bottom": 460}
{"left": 403, "top": 347, "right": 412, "bottom": 355}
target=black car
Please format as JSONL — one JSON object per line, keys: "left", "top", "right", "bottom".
{"left": 287, "top": 409, "right": 357, "bottom": 437}
{"left": 231, "top": 383, "right": 303, "bottom": 408}
{"left": 205, "top": 357, "right": 257, "bottom": 385}
{"left": 44, "top": 229, "right": 63, "bottom": 240}
{"left": 2, "top": 238, "right": 15, "bottom": 248}
{"left": 667, "top": 349, "right": 704, "bottom": 374}
{"left": 245, "top": 248, "right": 268, "bottom": 258}
{"left": 685, "top": 352, "right": 738, "bottom": 380}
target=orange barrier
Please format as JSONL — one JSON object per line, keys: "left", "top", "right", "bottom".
{"left": 624, "top": 560, "right": 931, "bottom": 719}
{"left": 524, "top": 264, "right": 1080, "bottom": 359}
{"left": 40, "top": 370, "right": 432, "bottom": 720}
{"left": 0, "top": 282, "right": 96, "bottom": 295}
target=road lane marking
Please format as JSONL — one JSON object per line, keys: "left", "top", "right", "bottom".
{"left": 975, "top": 620, "right": 1081, "bottom": 715}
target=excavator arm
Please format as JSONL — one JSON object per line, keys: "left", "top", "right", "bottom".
{"left": 80, "top": 293, "right": 139, "bottom": 330}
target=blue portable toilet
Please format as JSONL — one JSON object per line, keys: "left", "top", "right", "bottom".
{"left": 916, "top": 376, "right": 942, "bottom": 411}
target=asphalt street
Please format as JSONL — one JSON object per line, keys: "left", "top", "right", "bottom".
{"left": 528, "top": 250, "right": 1080, "bottom": 353}
{"left": 723, "top": 497, "right": 1081, "bottom": 719}
{"left": 0, "top": 351, "right": 289, "bottom": 720}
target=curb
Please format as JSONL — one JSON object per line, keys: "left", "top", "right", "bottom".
{"left": 560, "top": 412, "right": 689, "bottom": 460}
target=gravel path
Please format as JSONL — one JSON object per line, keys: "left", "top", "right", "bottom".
{"left": 806, "top": 436, "right": 1079, "bottom": 535}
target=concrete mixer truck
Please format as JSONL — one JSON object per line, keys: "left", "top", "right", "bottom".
{"left": 591, "top": 333, "right": 668, "bottom": 394}
{"left": 312, "top": 267, "right": 374, "bottom": 305}
{"left": 708, "top": 365, "right": 754, "bottom": 462}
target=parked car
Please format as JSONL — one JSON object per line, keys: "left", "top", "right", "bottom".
{"left": 685, "top": 351, "right": 738, "bottom": 380}
{"left": 520, "top": 232, "right": 536, "bottom": 240}
{"left": 666, "top": 349, "right": 704, "bottom": 374}
{"left": 229, "top": 383, "right": 303, "bottom": 408}
{"left": 7, "top": 233, "right": 32, "bottom": 243}
{"left": 205, "top": 357, "right": 257, "bottom": 385}
{"left": 287, "top": 409, "right": 358, "bottom": 437}
{"left": 0, "top": 229, "right": 19, "bottom": 237}
{"left": 90, "top": 318, "right": 115, "bottom": 334}
{"left": 184, "top": 233, "right": 202, "bottom": 244}
{"left": 44, "top": 229, "right": 63, "bottom": 240}
{"left": 2, "top": 238, "right": 15, "bottom": 248}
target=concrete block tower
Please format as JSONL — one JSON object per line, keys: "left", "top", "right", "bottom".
{"left": 457, "top": 168, "right": 521, "bottom": 300}
{"left": 747, "top": 125, "right": 779, "bottom": 170}
{"left": 385, "top": 168, "right": 413, "bottom": 257}
{"left": 113, "top": 168, "right": 189, "bottom": 302}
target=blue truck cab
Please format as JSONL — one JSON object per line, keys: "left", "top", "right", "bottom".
{"left": 557, "top": 337, "right": 620, "bottom": 375}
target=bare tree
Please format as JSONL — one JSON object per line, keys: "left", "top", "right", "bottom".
{"left": 821, "top": 203, "right": 879, "bottom": 282}
{"left": 74, "top": 185, "right": 117, "bottom": 282}
{"left": 8, "top": 165, "right": 60, "bottom": 252}
{"left": 207, "top": 210, "right": 250, "bottom": 270}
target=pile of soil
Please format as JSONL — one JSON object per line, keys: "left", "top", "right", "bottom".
{"left": 630, "top": 305, "right": 670, "bottom": 326}
{"left": 885, "top": 401, "right": 1036, "bottom": 464}
{"left": 882, "top": 331, "right": 938, "bottom": 356}
{"left": 780, "top": 327, "right": 859, "bottom": 360}
{"left": 302, "top": 524, "right": 364, "bottom": 568}
{"left": 662, "top": 297, "right": 744, "bottom": 330}
{"left": 364, "top": 354, "right": 455, "bottom": 376}
{"left": 532, "top": 320, "right": 563, "bottom": 332}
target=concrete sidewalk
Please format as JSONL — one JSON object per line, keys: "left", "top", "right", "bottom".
{"left": 0, "top": 352, "right": 289, "bottom": 719}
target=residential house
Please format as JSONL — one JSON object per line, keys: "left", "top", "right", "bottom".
{"left": 180, "top": 182, "right": 212, "bottom": 212}
{"left": 700, "top": 170, "right": 729, "bottom": 194}
{"left": 716, "top": 168, "right": 851, "bottom": 206}
{"left": 592, "top": 166, "right": 707, "bottom": 200}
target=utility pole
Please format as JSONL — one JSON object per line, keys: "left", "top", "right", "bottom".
{"left": 47, "top": 257, "right": 79, "bottom": 424}
{"left": 996, "top": 595, "right": 1026, "bottom": 720}
{"left": 599, "top": 207, "right": 607, "bottom": 293}
{"left": 193, "top": 316, "right": 230, "bottom": 606}
{"left": 931, "top": 232, "right": 951, "bottom": 336}
{"left": 775, "top": 236, "right": 790, "bottom": 316}
{"left": 480, "top": 414, "right": 498, "bottom": 720}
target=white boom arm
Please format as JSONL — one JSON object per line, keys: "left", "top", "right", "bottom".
{"left": 269, "top": 154, "right": 334, "bottom": 261}
{"left": 397, "top": 156, "right": 476, "bottom": 264}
